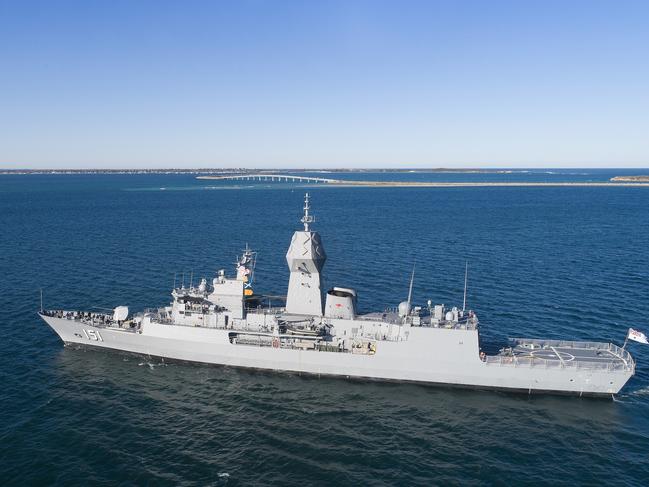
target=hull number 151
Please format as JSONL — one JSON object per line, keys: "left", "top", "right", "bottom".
{"left": 83, "top": 329, "right": 104, "bottom": 341}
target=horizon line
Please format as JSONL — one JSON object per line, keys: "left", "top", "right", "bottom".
{"left": 1, "top": 166, "right": 649, "bottom": 172}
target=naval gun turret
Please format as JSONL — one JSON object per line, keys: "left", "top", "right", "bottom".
{"left": 285, "top": 193, "right": 326, "bottom": 316}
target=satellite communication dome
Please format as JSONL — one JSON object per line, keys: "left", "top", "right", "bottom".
{"left": 398, "top": 301, "right": 410, "bottom": 317}
{"left": 113, "top": 306, "right": 129, "bottom": 322}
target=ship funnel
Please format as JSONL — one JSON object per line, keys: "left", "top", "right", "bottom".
{"left": 325, "top": 287, "right": 357, "bottom": 319}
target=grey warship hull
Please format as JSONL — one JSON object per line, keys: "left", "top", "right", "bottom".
{"left": 40, "top": 193, "right": 637, "bottom": 397}
{"left": 41, "top": 313, "right": 634, "bottom": 397}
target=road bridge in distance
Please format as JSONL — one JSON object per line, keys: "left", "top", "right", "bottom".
{"left": 197, "top": 174, "right": 337, "bottom": 183}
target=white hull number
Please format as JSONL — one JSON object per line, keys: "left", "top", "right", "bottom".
{"left": 83, "top": 329, "right": 104, "bottom": 342}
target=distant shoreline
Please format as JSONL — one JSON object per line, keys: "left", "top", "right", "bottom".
{"left": 197, "top": 176, "right": 649, "bottom": 188}
{"left": 0, "top": 168, "right": 514, "bottom": 175}
{"left": 3, "top": 169, "right": 649, "bottom": 187}
{"left": 0, "top": 168, "right": 640, "bottom": 175}
{"left": 0, "top": 169, "right": 512, "bottom": 175}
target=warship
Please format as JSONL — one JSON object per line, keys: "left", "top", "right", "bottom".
{"left": 40, "top": 194, "right": 636, "bottom": 396}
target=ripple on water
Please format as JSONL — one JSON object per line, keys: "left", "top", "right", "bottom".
{"left": 1, "top": 177, "right": 649, "bottom": 485}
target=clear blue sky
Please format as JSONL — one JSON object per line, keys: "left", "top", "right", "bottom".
{"left": 1, "top": 0, "right": 647, "bottom": 169}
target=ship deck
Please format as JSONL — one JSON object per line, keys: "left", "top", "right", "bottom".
{"left": 487, "top": 338, "right": 634, "bottom": 372}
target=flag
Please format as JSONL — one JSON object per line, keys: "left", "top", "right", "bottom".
{"left": 627, "top": 328, "right": 649, "bottom": 344}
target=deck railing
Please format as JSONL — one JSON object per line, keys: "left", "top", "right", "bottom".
{"left": 231, "top": 334, "right": 375, "bottom": 355}
{"left": 245, "top": 307, "right": 285, "bottom": 315}
{"left": 484, "top": 338, "right": 635, "bottom": 372}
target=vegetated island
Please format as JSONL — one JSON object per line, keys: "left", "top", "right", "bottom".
{"left": 610, "top": 175, "right": 649, "bottom": 182}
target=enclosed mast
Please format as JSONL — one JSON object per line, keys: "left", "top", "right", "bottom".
{"left": 285, "top": 193, "right": 326, "bottom": 316}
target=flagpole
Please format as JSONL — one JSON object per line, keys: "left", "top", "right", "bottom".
{"left": 621, "top": 327, "right": 630, "bottom": 351}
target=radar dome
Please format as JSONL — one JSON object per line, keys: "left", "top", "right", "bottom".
{"left": 398, "top": 301, "right": 410, "bottom": 317}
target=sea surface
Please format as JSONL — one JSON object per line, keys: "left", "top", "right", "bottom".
{"left": 1, "top": 170, "right": 648, "bottom": 486}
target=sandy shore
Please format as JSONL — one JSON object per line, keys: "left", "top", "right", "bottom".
{"left": 610, "top": 176, "right": 649, "bottom": 182}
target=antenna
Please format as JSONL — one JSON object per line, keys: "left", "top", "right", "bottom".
{"left": 406, "top": 264, "right": 415, "bottom": 312}
{"left": 190, "top": 271, "right": 194, "bottom": 289}
{"left": 40, "top": 288, "right": 43, "bottom": 313}
{"left": 173, "top": 272, "right": 177, "bottom": 290}
{"left": 462, "top": 261, "right": 468, "bottom": 312}
{"left": 301, "top": 192, "right": 314, "bottom": 231}
{"left": 181, "top": 271, "right": 185, "bottom": 289}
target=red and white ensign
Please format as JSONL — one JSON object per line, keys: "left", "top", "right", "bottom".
{"left": 628, "top": 328, "right": 649, "bottom": 344}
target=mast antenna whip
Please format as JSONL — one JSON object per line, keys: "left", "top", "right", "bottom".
{"left": 406, "top": 263, "right": 415, "bottom": 313}
{"left": 301, "top": 192, "right": 314, "bottom": 231}
{"left": 462, "top": 261, "right": 468, "bottom": 312}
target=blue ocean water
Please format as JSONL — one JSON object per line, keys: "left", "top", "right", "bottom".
{"left": 1, "top": 171, "right": 648, "bottom": 486}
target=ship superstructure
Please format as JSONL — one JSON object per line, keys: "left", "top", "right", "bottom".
{"left": 40, "top": 194, "right": 636, "bottom": 396}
